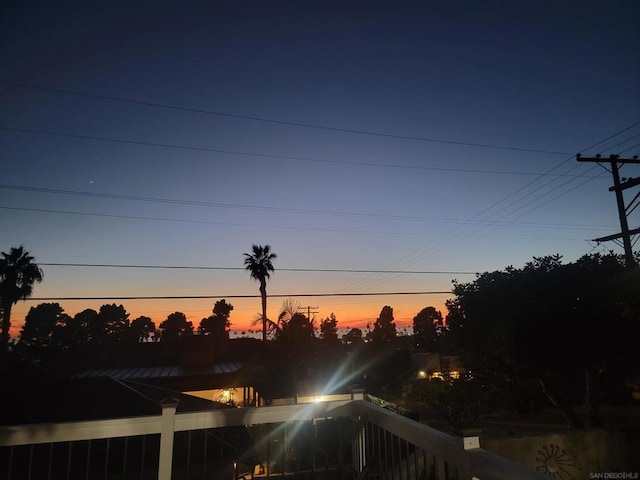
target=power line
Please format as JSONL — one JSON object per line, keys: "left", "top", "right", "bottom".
{"left": 337, "top": 121, "right": 640, "bottom": 294}
{"left": 439, "top": 123, "right": 640, "bottom": 237}
{"left": 416, "top": 146, "right": 627, "bottom": 264}
{"left": 1, "top": 183, "right": 453, "bottom": 220}
{"left": 457, "top": 130, "right": 638, "bottom": 240}
{"left": 619, "top": 142, "right": 640, "bottom": 155}
{"left": 427, "top": 125, "right": 640, "bottom": 256}
{"left": 0, "top": 82, "right": 572, "bottom": 155}
{"left": 37, "top": 262, "right": 477, "bottom": 275}
{"left": 1, "top": 184, "right": 611, "bottom": 226}
{"left": 469, "top": 122, "right": 640, "bottom": 222}
{"left": 0, "top": 125, "right": 590, "bottom": 177}
{"left": 3, "top": 84, "right": 637, "bottom": 299}
{"left": 494, "top": 166, "right": 606, "bottom": 223}
{"left": 604, "top": 131, "right": 640, "bottom": 151}
{"left": 24, "top": 291, "right": 452, "bottom": 301}
{"left": 472, "top": 165, "right": 603, "bottom": 228}
{"left": 0, "top": 205, "right": 615, "bottom": 233}
{"left": 458, "top": 166, "right": 607, "bottom": 245}
{"left": 337, "top": 164, "right": 598, "bottom": 293}
{"left": 471, "top": 125, "right": 640, "bottom": 236}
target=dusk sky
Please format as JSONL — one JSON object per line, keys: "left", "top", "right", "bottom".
{"left": 2, "top": 1, "right": 639, "bottom": 336}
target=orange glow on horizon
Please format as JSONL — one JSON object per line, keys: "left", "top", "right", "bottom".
{"left": 8, "top": 295, "right": 450, "bottom": 340}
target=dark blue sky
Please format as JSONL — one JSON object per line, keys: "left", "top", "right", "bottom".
{"left": 1, "top": 1, "right": 639, "bottom": 332}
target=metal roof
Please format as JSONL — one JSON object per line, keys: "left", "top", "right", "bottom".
{"left": 74, "top": 362, "right": 243, "bottom": 380}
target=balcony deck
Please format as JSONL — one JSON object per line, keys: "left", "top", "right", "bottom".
{"left": 0, "top": 391, "right": 547, "bottom": 480}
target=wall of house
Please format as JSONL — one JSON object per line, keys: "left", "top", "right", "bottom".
{"left": 482, "top": 429, "right": 637, "bottom": 480}
{"left": 183, "top": 386, "right": 256, "bottom": 406}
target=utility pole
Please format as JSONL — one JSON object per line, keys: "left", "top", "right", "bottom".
{"left": 298, "top": 305, "right": 319, "bottom": 324}
{"left": 576, "top": 154, "right": 640, "bottom": 266}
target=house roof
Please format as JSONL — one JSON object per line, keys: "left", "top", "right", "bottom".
{"left": 0, "top": 376, "right": 234, "bottom": 426}
{"left": 73, "top": 361, "right": 243, "bottom": 381}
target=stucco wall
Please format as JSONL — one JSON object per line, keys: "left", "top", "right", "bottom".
{"left": 482, "top": 429, "right": 637, "bottom": 479}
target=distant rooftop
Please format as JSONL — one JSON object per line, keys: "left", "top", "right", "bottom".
{"left": 73, "top": 362, "right": 243, "bottom": 381}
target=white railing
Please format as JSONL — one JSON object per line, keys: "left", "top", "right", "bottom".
{"left": 0, "top": 392, "right": 547, "bottom": 480}
{"left": 351, "top": 399, "right": 548, "bottom": 479}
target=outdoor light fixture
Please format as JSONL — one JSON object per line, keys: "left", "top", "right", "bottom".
{"left": 218, "top": 389, "right": 233, "bottom": 403}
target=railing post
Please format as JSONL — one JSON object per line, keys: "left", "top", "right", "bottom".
{"left": 458, "top": 432, "right": 481, "bottom": 479}
{"left": 463, "top": 435, "right": 480, "bottom": 450}
{"left": 158, "top": 398, "right": 179, "bottom": 480}
{"left": 351, "top": 387, "right": 367, "bottom": 474}
{"left": 351, "top": 417, "right": 366, "bottom": 474}
{"left": 351, "top": 387, "right": 365, "bottom": 401}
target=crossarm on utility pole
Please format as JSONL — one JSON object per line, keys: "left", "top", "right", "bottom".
{"left": 576, "top": 154, "right": 639, "bottom": 266}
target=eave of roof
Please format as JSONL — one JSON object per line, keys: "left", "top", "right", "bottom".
{"left": 73, "top": 362, "right": 243, "bottom": 380}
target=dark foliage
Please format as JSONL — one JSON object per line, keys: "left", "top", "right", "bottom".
{"left": 446, "top": 253, "right": 640, "bottom": 427}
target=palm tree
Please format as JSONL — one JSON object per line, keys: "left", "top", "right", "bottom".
{"left": 277, "top": 297, "right": 303, "bottom": 327}
{"left": 0, "top": 246, "right": 44, "bottom": 344}
{"left": 250, "top": 313, "right": 279, "bottom": 339}
{"left": 243, "top": 244, "right": 277, "bottom": 342}
{"left": 249, "top": 298, "right": 302, "bottom": 340}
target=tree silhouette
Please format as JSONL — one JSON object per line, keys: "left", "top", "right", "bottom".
{"left": 159, "top": 311, "right": 193, "bottom": 342}
{"left": 412, "top": 306, "right": 444, "bottom": 351}
{"left": 96, "top": 304, "right": 130, "bottom": 343}
{"left": 277, "top": 312, "right": 316, "bottom": 346}
{"left": 199, "top": 299, "right": 233, "bottom": 338}
{"left": 343, "top": 327, "right": 363, "bottom": 346}
{"left": 19, "top": 303, "right": 69, "bottom": 351}
{"left": 0, "top": 246, "right": 43, "bottom": 345}
{"left": 129, "top": 316, "right": 156, "bottom": 342}
{"left": 369, "top": 306, "right": 397, "bottom": 344}
{"left": 276, "top": 297, "right": 302, "bottom": 330}
{"left": 446, "top": 253, "right": 640, "bottom": 427}
{"left": 243, "top": 244, "right": 277, "bottom": 342}
{"left": 59, "top": 308, "right": 96, "bottom": 346}
{"left": 319, "top": 313, "right": 340, "bottom": 346}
